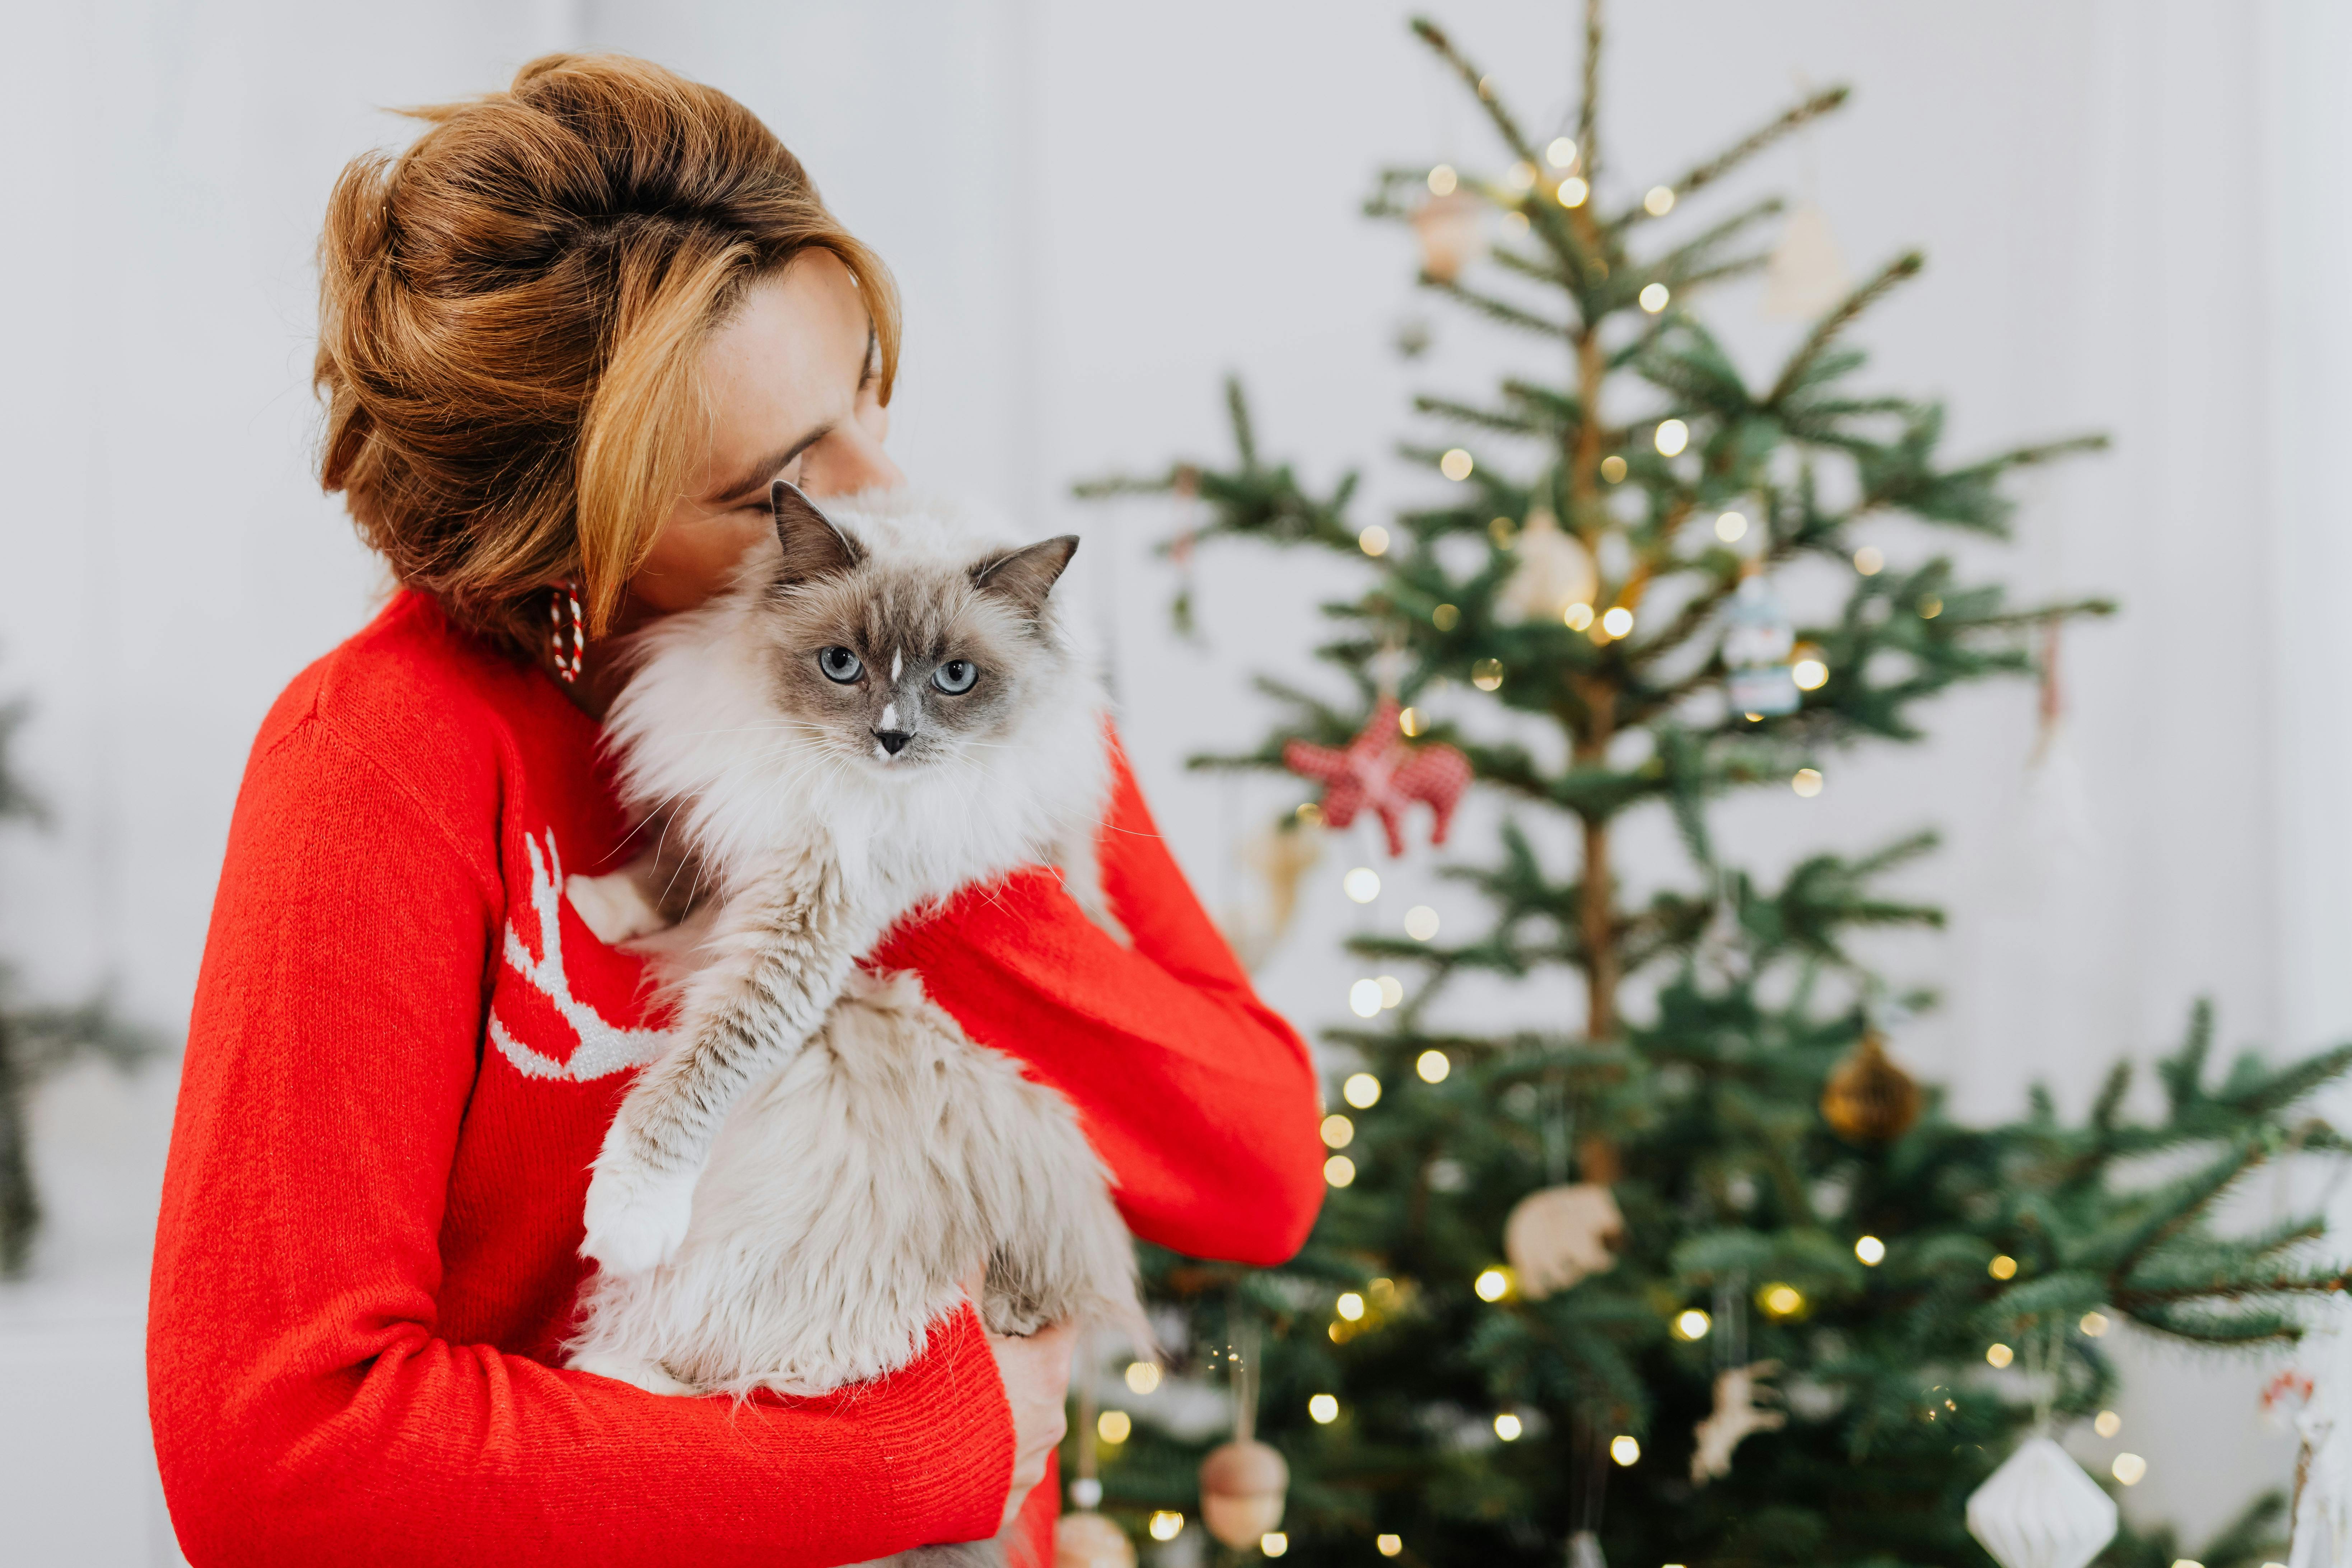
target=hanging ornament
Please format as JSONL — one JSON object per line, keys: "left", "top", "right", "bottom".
{"left": 1765, "top": 202, "right": 1851, "bottom": 319}
{"left": 1820, "top": 1030, "right": 1922, "bottom": 1144}
{"left": 1410, "top": 190, "right": 1485, "bottom": 282}
{"left": 1504, "top": 1183, "right": 1623, "bottom": 1299}
{"left": 1964, "top": 1436, "right": 2119, "bottom": 1568}
{"left": 2287, "top": 1302, "right": 2352, "bottom": 1568}
{"left": 1495, "top": 505, "right": 1598, "bottom": 624}
{"left": 1283, "top": 697, "right": 1471, "bottom": 858}
{"left": 1567, "top": 1529, "right": 1608, "bottom": 1568}
{"left": 1060, "top": 1331, "right": 1138, "bottom": 1568}
{"left": 1200, "top": 1317, "right": 1289, "bottom": 1548}
{"left": 1690, "top": 1361, "right": 1786, "bottom": 1484}
{"left": 1224, "top": 816, "right": 1326, "bottom": 971}
{"left": 1722, "top": 567, "right": 1800, "bottom": 718}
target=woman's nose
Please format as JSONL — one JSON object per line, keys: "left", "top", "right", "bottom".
{"left": 802, "top": 421, "right": 905, "bottom": 498}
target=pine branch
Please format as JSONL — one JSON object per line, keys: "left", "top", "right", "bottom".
{"left": 1766, "top": 252, "right": 1925, "bottom": 407}
{"left": 1643, "top": 87, "right": 1851, "bottom": 217}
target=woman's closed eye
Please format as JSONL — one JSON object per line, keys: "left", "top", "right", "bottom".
{"left": 932, "top": 659, "right": 977, "bottom": 694}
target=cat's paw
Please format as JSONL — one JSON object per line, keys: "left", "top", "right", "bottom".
{"left": 569, "top": 1352, "right": 699, "bottom": 1397}
{"left": 580, "top": 1155, "right": 699, "bottom": 1275}
{"left": 566, "top": 871, "right": 671, "bottom": 946}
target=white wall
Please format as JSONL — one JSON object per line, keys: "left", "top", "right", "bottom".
{"left": 1, "top": 3, "right": 2345, "bottom": 1562}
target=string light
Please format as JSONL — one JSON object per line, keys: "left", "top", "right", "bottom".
{"left": 1471, "top": 658, "right": 1505, "bottom": 691}
{"left": 1601, "top": 606, "right": 1634, "bottom": 638}
{"left": 1376, "top": 975, "right": 1405, "bottom": 1009}
{"left": 1404, "top": 905, "right": 1441, "bottom": 941}
{"left": 2080, "top": 1311, "right": 2111, "bottom": 1337}
{"left": 1262, "top": 1534, "right": 1289, "bottom": 1558}
{"left": 1673, "top": 1308, "right": 1712, "bottom": 1340}
{"left": 1600, "top": 454, "right": 1628, "bottom": 482}
{"left": 1295, "top": 801, "right": 1324, "bottom": 826}
{"left": 1336, "top": 1292, "right": 1365, "bottom": 1321}
{"left": 1125, "top": 1361, "right": 1162, "bottom": 1394}
{"left": 1494, "top": 1413, "right": 1523, "bottom": 1441}
{"left": 1324, "top": 1154, "right": 1357, "bottom": 1187}
{"left": 2095, "top": 1410, "right": 2122, "bottom": 1437}
{"left": 1321, "top": 1114, "right": 1354, "bottom": 1148}
{"left": 1716, "top": 511, "right": 1748, "bottom": 542}
{"left": 1546, "top": 136, "right": 1577, "bottom": 167}
{"left": 1359, "top": 525, "right": 1391, "bottom": 556}
{"left": 1427, "top": 165, "right": 1458, "bottom": 196}
{"left": 1344, "top": 1072, "right": 1382, "bottom": 1108}
{"left": 1791, "top": 768, "right": 1823, "bottom": 797}
{"left": 1417, "top": 1050, "right": 1451, "bottom": 1083}
{"left": 1757, "top": 1282, "right": 1805, "bottom": 1319}
{"left": 1098, "top": 1409, "right": 1133, "bottom": 1443}
{"left": 2111, "top": 1453, "right": 2147, "bottom": 1486}
{"left": 1854, "top": 1235, "right": 1886, "bottom": 1265}
{"left": 1919, "top": 596, "right": 1943, "bottom": 619}
{"left": 1439, "top": 448, "right": 1475, "bottom": 481}
{"left": 1643, "top": 186, "right": 1676, "bottom": 216}
{"left": 1792, "top": 655, "right": 1828, "bottom": 691}
{"left": 1349, "top": 980, "right": 1383, "bottom": 1018}
{"left": 1854, "top": 545, "right": 1884, "bottom": 575}
{"left": 1344, "top": 867, "right": 1381, "bottom": 903}
{"left": 1398, "top": 706, "right": 1425, "bottom": 736}
{"left": 1309, "top": 1394, "right": 1340, "bottom": 1424}
{"left": 1564, "top": 602, "right": 1595, "bottom": 631}
{"left": 1474, "top": 1268, "right": 1511, "bottom": 1301}
{"left": 1150, "top": 1511, "right": 1186, "bottom": 1541}
{"left": 1432, "top": 602, "right": 1461, "bottom": 630}
{"left": 1639, "top": 283, "right": 1670, "bottom": 313}
{"left": 1655, "top": 419, "right": 1689, "bottom": 457}
{"left": 1985, "top": 1343, "right": 2014, "bottom": 1368}
{"left": 1610, "top": 1434, "right": 1642, "bottom": 1466}
{"left": 1378, "top": 1536, "right": 1404, "bottom": 1557}
{"left": 1557, "top": 176, "right": 1590, "bottom": 207}
{"left": 1988, "top": 1254, "right": 2018, "bottom": 1280}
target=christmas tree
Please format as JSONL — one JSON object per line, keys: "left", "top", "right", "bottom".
{"left": 1071, "top": 10, "right": 2352, "bottom": 1567}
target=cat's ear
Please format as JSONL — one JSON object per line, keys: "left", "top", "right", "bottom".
{"left": 771, "top": 480, "right": 864, "bottom": 580}
{"left": 969, "top": 536, "right": 1079, "bottom": 619}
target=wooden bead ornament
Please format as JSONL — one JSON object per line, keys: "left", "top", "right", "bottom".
{"left": 1059, "top": 1331, "right": 1137, "bottom": 1568}
{"left": 1503, "top": 1183, "right": 1624, "bottom": 1299}
{"left": 1820, "top": 1030, "right": 1922, "bottom": 1144}
{"left": 1200, "top": 1315, "right": 1289, "bottom": 1548}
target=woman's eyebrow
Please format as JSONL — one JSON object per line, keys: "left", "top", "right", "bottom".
{"left": 714, "top": 423, "right": 835, "bottom": 503}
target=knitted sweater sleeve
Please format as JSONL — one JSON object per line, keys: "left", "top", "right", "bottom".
{"left": 873, "top": 736, "right": 1326, "bottom": 1265}
{"left": 148, "top": 714, "right": 1012, "bottom": 1568}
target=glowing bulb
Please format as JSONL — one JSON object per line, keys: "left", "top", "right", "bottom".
{"left": 1098, "top": 1409, "right": 1132, "bottom": 1443}
{"left": 1639, "top": 282, "right": 1670, "bottom": 313}
{"left": 1378, "top": 1536, "right": 1404, "bottom": 1557}
{"left": 1262, "top": 1534, "right": 1289, "bottom": 1557}
{"left": 1320, "top": 1114, "right": 1354, "bottom": 1149}
{"left": 1643, "top": 185, "right": 1676, "bottom": 216}
{"left": 1474, "top": 1268, "right": 1511, "bottom": 1301}
{"left": 1919, "top": 596, "right": 1943, "bottom": 619}
{"left": 1471, "top": 657, "right": 1505, "bottom": 691}
{"left": 1855, "top": 1235, "right": 1886, "bottom": 1265}
{"left": 1854, "top": 545, "right": 1884, "bottom": 575}
{"left": 1359, "top": 525, "right": 1391, "bottom": 556}
{"left": 1427, "top": 164, "right": 1458, "bottom": 196}
{"left": 1308, "top": 1394, "right": 1340, "bottom": 1424}
{"left": 1792, "top": 658, "right": 1828, "bottom": 691}
{"left": 1324, "top": 1154, "right": 1356, "bottom": 1187}
{"left": 1557, "top": 176, "right": 1590, "bottom": 207}
{"left": 1563, "top": 602, "right": 1594, "bottom": 631}
{"left": 1985, "top": 1343, "right": 2014, "bottom": 1368}
{"left": 1432, "top": 602, "right": 1461, "bottom": 630}
{"left": 1417, "top": 1050, "right": 1451, "bottom": 1083}
{"left": 1673, "top": 1308, "right": 1713, "bottom": 1340}
{"left": 1758, "top": 1283, "right": 1804, "bottom": 1318}
{"left": 2095, "top": 1410, "right": 2122, "bottom": 1437}
{"left": 1349, "top": 980, "right": 1383, "bottom": 1018}
{"left": 1989, "top": 1254, "right": 2019, "bottom": 1280}
{"left": 1398, "top": 706, "right": 1425, "bottom": 736}
{"left": 1376, "top": 975, "right": 1405, "bottom": 1009}
{"left": 1404, "top": 905, "right": 1441, "bottom": 941}
{"left": 1150, "top": 1511, "right": 1186, "bottom": 1541}
{"left": 1337, "top": 1292, "right": 1365, "bottom": 1321}
{"left": 1601, "top": 606, "right": 1634, "bottom": 638}
{"left": 1494, "top": 1413, "right": 1523, "bottom": 1441}
{"left": 2112, "top": 1452, "right": 2147, "bottom": 1486}
{"left": 1344, "top": 867, "right": 1382, "bottom": 903}
{"left": 1125, "top": 1361, "right": 1162, "bottom": 1394}
{"left": 1654, "top": 418, "right": 1689, "bottom": 457}
{"left": 1343, "top": 1072, "right": 1382, "bottom": 1108}
{"left": 1439, "top": 448, "right": 1474, "bottom": 481}
{"left": 1546, "top": 136, "right": 1577, "bottom": 168}
{"left": 2080, "top": 1311, "right": 2111, "bottom": 1337}
{"left": 1716, "top": 510, "right": 1748, "bottom": 542}
{"left": 1600, "top": 454, "right": 1628, "bottom": 482}
{"left": 1791, "top": 768, "right": 1823, "bottom": 798}
{"left": 1610, "top": 1434, "right": 1642, "bottom": 1466}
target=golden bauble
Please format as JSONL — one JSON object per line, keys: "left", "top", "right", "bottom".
{"left": 1056, "top": 1510, "right": 1136, "bottom": 1568}
{"left": 1821, "top": 1031, "right": 1922, "bottom": 1143}
{"left": 1199, "top": 1438, "right": 1289, "bottom": 1547}
{"left": 1504, "top": 1182, "right": 1624, "bottom": 1299}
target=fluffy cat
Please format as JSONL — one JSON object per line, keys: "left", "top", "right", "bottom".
{"left": 560, "top": 484, "right": 1144, "bottom": 1561}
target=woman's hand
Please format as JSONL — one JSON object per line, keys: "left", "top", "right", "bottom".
{"left": 963, "top": 1265, "right": 1074, "bottom": 1531}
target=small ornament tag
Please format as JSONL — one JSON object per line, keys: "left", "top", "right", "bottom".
{"left": 1691, "top": 1361, "right": 1786, "bottom": 1484}
{"left": 1503, "top": 1183, "right": 1623, "bottom": 1299}
{"left": 1411, "top": 190, "right": 1485, "bottom": 282}
{"left": 1723, "top": 569, "right": 1800, "bottom": 718}
{"left": 1766, "top": 202, "right": 1849, "bottom": 319}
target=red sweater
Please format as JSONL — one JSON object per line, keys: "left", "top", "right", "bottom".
{"left": 148, "top": 591, "right": 1322, "bottom": 1568}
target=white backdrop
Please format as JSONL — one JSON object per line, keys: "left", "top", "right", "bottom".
{"left": 3, "top": 3, "right": 2348, "bottom": 1563}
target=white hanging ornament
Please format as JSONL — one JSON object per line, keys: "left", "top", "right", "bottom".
{"left": 1503, "top": 1183, "right": 1623, "bottom": 1299}
{"left": 1964, "top": 1436, "right": 2119, "bottom": 1568}
{"left": 1224, "top": 816, "right": 1325, "bottom": 972}
{"left": 1765, "top": 202, "right": 1850, "bottom": 319}
{"left": 1567, "top": 1529, "right": 1609, "bottom": 1568}
{"left": 1690, "top": 1361, "right": 1786, "bottom": 1484}
{"left": 1496, "top": 506, "right": 1598, "bottom": 624}
{"left": 2289, "top": 1303, "right": 2352, "bottom": 1568}
{"left": 1411, "top": 190, "right": 1485, "bottom": 282}
{"left": 1723, "top": 567, "right": 1800, "bottom": 718}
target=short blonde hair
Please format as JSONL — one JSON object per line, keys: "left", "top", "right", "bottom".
{"left": 315, "top": 53, "right": 900, "bottom": 652}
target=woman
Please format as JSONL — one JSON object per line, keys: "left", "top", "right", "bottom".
{"left": 146, "top": 54, "right": 1323, "bottom": 1568}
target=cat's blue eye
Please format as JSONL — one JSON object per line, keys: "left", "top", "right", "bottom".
{"left": 932, "top": 659, "right": 978, "bottom": 695}
{"left": 818, "top": 646, "right": 864, "bottom": 683}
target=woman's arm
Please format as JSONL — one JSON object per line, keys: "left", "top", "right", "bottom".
{"left": 148, "top": 715, "right": 1012, "bottom": 1568}
{"left": 873, "top": 737, "right": 1326, "bottom": 1265}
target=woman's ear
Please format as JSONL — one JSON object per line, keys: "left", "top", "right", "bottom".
{"left": 771, "top": 480, "right": 865, "bottom": 580}
{"left": 970, "top": 536, "right": 1080, "bottom": 619}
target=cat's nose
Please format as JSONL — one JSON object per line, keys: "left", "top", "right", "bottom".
{"left": 872, "top": 729, "right": 911, "bottom": 756}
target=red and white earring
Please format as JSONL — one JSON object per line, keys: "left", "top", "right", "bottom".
{"left": 549, "top": 579, "right": 585, "bottom": 684}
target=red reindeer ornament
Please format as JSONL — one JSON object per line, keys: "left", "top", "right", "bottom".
{"left": 1284, "top": 698, "right": 1471, "bottom": 857}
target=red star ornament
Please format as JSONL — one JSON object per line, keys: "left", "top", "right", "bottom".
{"left": 1283, "top": 697, "right": 1472, "bottom": 857}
